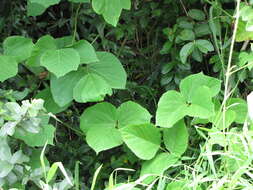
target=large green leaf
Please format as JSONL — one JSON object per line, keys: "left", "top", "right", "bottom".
{"left": 72, "top": 40, "right": 98, "bottom": 64}
{"left": 80, "top": 102, "right": 121, "bottom": 153}
{"left": 140, "top": 153, "right": 179, "bottom": 184}
{"left": 227, "top": 98, "right": 247, "bottom": 124}
{"left": 163, "top": 120, "right": 188, "bottom": 156}
{"left": 80, "top": 102, "right": 117, "bottom": 133}
{"left": 50, "top": 69, "right": 85, "bottom": 107}
{"left": 80, "top": 102, "right": 153, "bottom": 154}
{"left": 0, "top": 56, "right": 18, "bottom": 82}
{"left": 156, "top": 91, "right": 188, "bottom": 128}
{"left": 86, "top": 126, "right": 123, "bottom": 154}
{"left": 27, "top": 0, "right": 61, "bottom": 16}
{"left": 186, "top": 86, "right": 214, "bottom": 118}
{"left": 3, "top": 36, "right": 34, "bottom": 62}
{"left": 73, "top": 73, "right": 112, "bottom": 103}
{"left": 92, "top": 0, "right": 131, "bottom": 26}
{"left": 117, "top": 101, "right": 151, "bottom": 128}
{"left": 156, "top": 73, "right": 217, "bottom": 128}
{"left": 27, "top": 35, "right": 57, "bottom": 67}
{"left": 36, "top": 88, "right": 70, "bottom": 114}
{"left": 120, "top": 124, "right": 161, "bottom": 160}
{"left": 180, "top": 72, "right": 221, "bottom": 101}
{"left": 41, "top": 48, "right": 80, "bottom": 78}
{"left": 14, "top": 124, "right": 55, "bottom": 147}
{"left": 87, "top": 51, "right": 127, "bottom": 89}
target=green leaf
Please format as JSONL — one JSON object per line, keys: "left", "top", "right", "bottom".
{"left": 166, "top": 181, "right": 191, "bottom": 190}
{"left": 156, "top": 73, "right": 217, "bottom": 128}
{"left": 68, "top": 0, "right": 89, "bottom": 3}
{"left": 73, "top": 73, "right": 112, "bottom": 103}
{"left": 140, "top": 153, "right": 178, "bottom": 184}
{"left": 227, "top": 98, "right": 247, "bottom": 124}
{"left": 186, "top": 86, "right": 214, "bottom": 119}
{"left": 86, "top": 126, "right": 123, "bottom": 154}
{"left": 156, "top": 91, "right": 188, "bottom": 128}
{"left": 179, "top": 42, "right": 195, "bottom": 63}
{"left": 194, "top": 23, "right": 211, "bottom": 37}
{"left": 178, "top": 29, "right": 195, "bottom": 41}
{"left": 80, "top": 102, "right": 117, "bottom": 133}
{"left": 180, "top": 72, "right": 221, "bottom": 101}
{"left": 3, "top": 36, "right": 34, "bottom": 62}
{"left": 195, "top": 40, "right": 214, "bottom": 54}
{"left": 92, "top": 0, "right": 130, "bottom": 26}
{"left": 188, "top": 9, "right": 206, "bottom": 21}
{"left": 50, "top": 69, "right": 85, "bottom": 107}
{"left": 36, "top": 88, "right": 70, "bottom": 114}
{"left": 72, "top": 40, "right": 99, "bottom": 64}
{"left": 80, "top": 102, "right": 121, "bottom": 153}
{"left": 0, "top": 56, "right": 18, "bottom": 82}
{"left": 117, "top": 101, "right": 151, "bottom": 128}
{"left": 28, "top": 149, "right": 49, "bottom": 170}
{"left": 236, "top": 19, "right": 253, "bottom": 42}
{"left": 0, "top": 160, "right": 13, "bottom": 178}
{"left": 211, "top": 109, "right": 236, "bottom": 130}
{"left": 120, "top": 124, "right": 161, "bottom": 160}
{"left": 163, "top": 120, "right": 188, "bottom": 156}
{"left": 41, "top": 48, "right": 80, "bottom": 78}
{"left": 27, "top": 35, "right": 57, "bottom": 68}
{"left": 87, "top": 51, "right": 127, "bottom": 89}
{"left": 14, "top": 124, "right": 55, "bottom": 147}
{"left": 27, "top": 0, "right": 61, "bottom": 16}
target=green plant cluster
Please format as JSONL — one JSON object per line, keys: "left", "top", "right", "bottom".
{"left": 1, "top": 0, "right": 253, "bottom": 189}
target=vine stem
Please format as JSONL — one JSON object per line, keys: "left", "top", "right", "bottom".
{"left": 222, "top": 0, "right": 241, "bottom": 129}
{"left": 72, "top": 3, "right": 82, "bottom": 45}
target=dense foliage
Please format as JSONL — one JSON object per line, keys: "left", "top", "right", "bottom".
{"left": 1, "top": 0, "right": 253, "bottom": 189}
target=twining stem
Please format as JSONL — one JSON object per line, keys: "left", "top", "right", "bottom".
{"left": 72, "top": 3, "right": 82, "bottom": 45}
{"left": 222, "top": 0, "right": 241, "bottom": 109}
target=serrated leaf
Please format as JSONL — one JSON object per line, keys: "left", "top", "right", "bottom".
{"left": 87, "top": 51, "right": 127, "bottom": 89}
{"left": 195, "top": 39, "right": 214, "bottom": 54}
{"left": 0, "top": 56, "right": 18, "bottom": 82}
{"left": 163, "top": 120, "right": 188, "bottom": 156}
{"left": 178, "top": 29, "right": 195, "bottom": 41}
{"left": 3, "top": 36, "right": 34, "bottom": 62}
{"left": 41, "top": 48, "right": 80, "bottom": 78}
{"left": 188, "top": 9, "right": 205, "bottom": 21}
{"left": 73, "top": 73, "right": 112, "bottom": 103}
{"left": 120, "top": 124, "right": 161, "bottom": 160}
{"left": 179, "top": 42, "right": 195, "bottom": 63}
